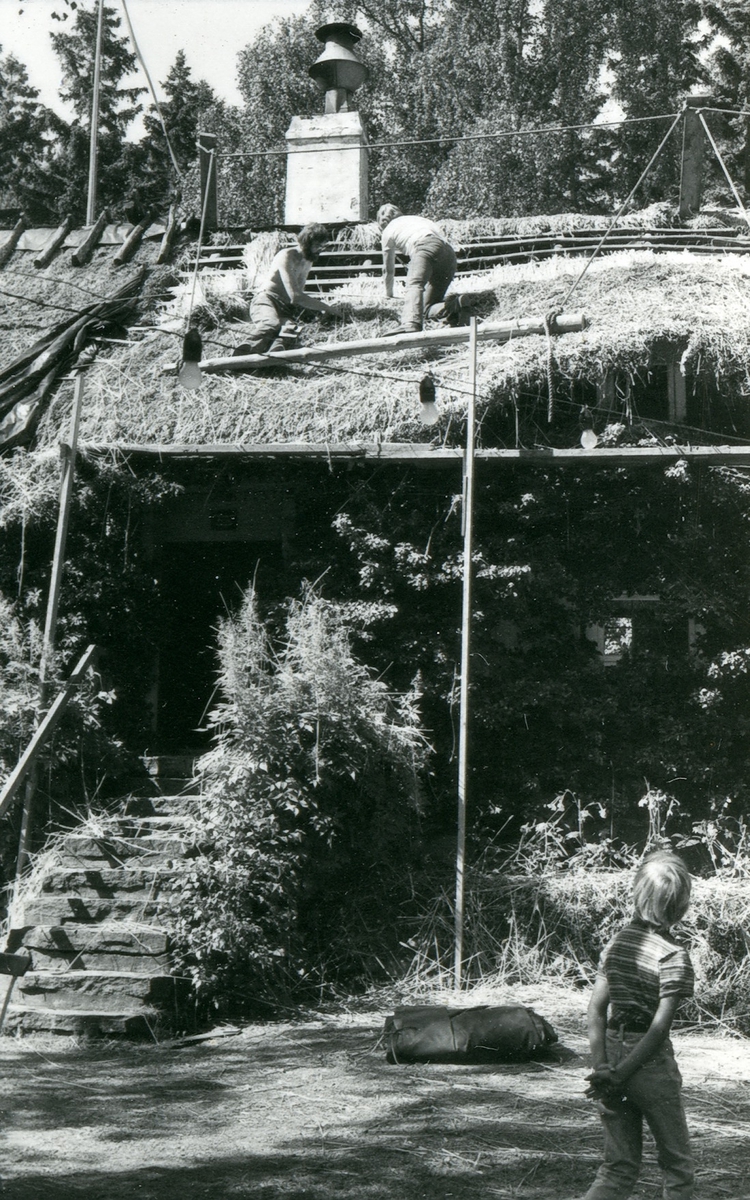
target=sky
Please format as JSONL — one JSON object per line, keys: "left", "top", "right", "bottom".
{"left": 1, "top": 0, "right": 309, "bottom": 121}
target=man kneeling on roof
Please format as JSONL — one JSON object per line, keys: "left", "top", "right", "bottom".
{"left": 377, "top": 204, "right": 458, "bottom": 334}
{"left": 233, "top": 223, "right": 341, "bottom": 357}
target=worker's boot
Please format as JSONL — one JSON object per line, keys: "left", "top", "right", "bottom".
{"left": 266, "top": 322, "right": 300, "bottom": 354}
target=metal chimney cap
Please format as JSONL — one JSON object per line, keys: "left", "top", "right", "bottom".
{"left": 314, "top": 21, "right": 364, "bottom": 46}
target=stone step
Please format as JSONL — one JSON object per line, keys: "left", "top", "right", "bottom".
{"left": 116, "top": 814, "right": 197, "bottom": 831}
{"left": 121, "top": 794, "right": 196, "bottom": 816}
{"left": 16, "top": 893, "right": 166, "bottom": 926}
{"left": 141, "top": 755, "right": 199, "bottom": 787}
{"left": 57, "top": 833, "right": 191, "bottom": 864}
{"left": 12, "top": 924, "right": 170, "bottom": 973}
{"left": 4, "top": 1005, "right": 163, "bottom": 1037}
{"left": 16, "top": 969, "right": 190, "bottom": 1013}
{"left": 38, "top": 864, "right": 182, "bottom": 894}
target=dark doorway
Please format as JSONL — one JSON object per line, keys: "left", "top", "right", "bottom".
{"left": 155, "top": 541, "right": 284, "bottom": 751}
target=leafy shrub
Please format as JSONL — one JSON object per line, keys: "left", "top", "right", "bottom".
{"left": 0, "top": 595, "right": 43, "bottom": 783}
{"left": 170, "top": 583, "right": 431, "bottom": 1017}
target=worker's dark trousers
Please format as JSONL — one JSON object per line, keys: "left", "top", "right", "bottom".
{"left": 403, "top": 237, "right": 457, "bottom": 331}
{"left": 233, "top": 292, "right": 291, "bottom": 355}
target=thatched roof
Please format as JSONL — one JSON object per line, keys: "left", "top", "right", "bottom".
{"left": 1, "top": 209, "right": 750, "bottom": 460}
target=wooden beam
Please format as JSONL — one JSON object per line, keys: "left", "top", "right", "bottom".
{"left": 79, "top": 442, "right": 750, "bottom": 466}
{"left": 157, "top": 203, "right": 179, "bottom": 264}
{"left": 679, "top": 98, "right": 712, "bottom": 220}
{"left": 71, "top": 210, "right": 109, "bottom": 267}
{"left": 113, "top": 211, "right": 155, "bottom": 266}
{"left": 34, "top": 215, "right": 74, "bottom": 268}
{"left": 667, "top": 358, "right": 687, "bottom": 423}
{"left": 164, "top": 312, "right": 588, "bottom": 375}
{"left": 0, "top": 953, "right": 30, "bottom": 978}
{"left": 0, "top": 215, "right": 28, "bottom": 269}
{"left": 0, "top": 645, "right": 98, "bottom": 820}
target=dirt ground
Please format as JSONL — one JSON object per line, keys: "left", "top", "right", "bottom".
{"left": 0, "top": 983, "right": 748, "bottom": 1200}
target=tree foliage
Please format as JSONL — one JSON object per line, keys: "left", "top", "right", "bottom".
{"left": 48, "top": 2, "right": 145, "bottom": 220}
{"left": 137, "top": 50, "right": 216, "bottom": 218}
{"left": 4, "top": 0, "right": 750, "bottom": 223}
{"left": 0, "top": 50, "right": 62, "bottom": 221}
{"left": 321, "top": 458, "right": 750, "bottom": 855}
{"left": 702, "top": 0, "right": 750, "bottom": 198}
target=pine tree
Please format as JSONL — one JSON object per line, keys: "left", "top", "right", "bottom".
{"left": 704, "top": 0, "right": 750, "bottom": 199}
{"left": 49, "top": 2, "right": 145, "bottom": 221}
{"left": 138, "top": 50, "right": 216, "bottom": 214}
{"left": 606, "top": 0, "right": 707, "bottom": 205}
{"left": 0, "top": 50, "right": 63, "bottom": 222}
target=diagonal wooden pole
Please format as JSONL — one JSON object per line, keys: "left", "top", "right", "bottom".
{"left": 454, "top": 316, "right": 478, "bottom": 993}
{"left": 13, "top": 372, "right": 86, "bottom": 887}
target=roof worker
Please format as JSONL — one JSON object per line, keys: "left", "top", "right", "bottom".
{"left": 233, "top": 223, "right": 340, "bottom": 357}
{"left": 377, "top": 204, "right": 458, "bottom": 333}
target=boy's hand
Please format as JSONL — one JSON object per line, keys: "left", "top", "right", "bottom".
{"left": 585, "top": 1064, "right": 624, "bottom": 1101}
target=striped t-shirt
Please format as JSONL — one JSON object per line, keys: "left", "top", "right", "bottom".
{"left": 597, "top": 919, "right": 694, "bottom": 1029}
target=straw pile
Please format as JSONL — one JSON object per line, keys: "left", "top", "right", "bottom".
{"left": 0, "top": 215, "right": 747, "bottom": 452}
{"left": 402, "top": 865, "right": 750, "bottom": 1033}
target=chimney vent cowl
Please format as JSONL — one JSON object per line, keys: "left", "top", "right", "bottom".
{"left": 309, "top": 22, "right": 368, "bottom": 112}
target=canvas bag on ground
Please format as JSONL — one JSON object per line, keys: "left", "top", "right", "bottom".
{"left": 383, "top": 1004, "right": 558, "bottom": 1063}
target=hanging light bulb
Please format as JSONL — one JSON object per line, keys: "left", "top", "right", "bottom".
{"left": 579, "top": 405, "right": 598, "bottom": 449}
{"left": 419, "top": 373, "right": 439, "bottom": 426}
{"left": 178, "top": 327, "right": 203, "bottom": 390}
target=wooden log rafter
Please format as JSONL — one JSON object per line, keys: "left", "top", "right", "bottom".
{"left": 71, "top": 210, "right": 109, "bottom": 267}
{"left": 157, "top": 203, "right": 179, "bottom": 264}
{"left": 113, "top": 211, "right": 156, "bottom": 266}
{"left": 0, "top": 215, "right": 29, "bottom": 269}
{"left": 34, "top": 216, "right": 75, "bottom": 269}
{"left": 165, "top": 311, "right": 588, "bottom": 375}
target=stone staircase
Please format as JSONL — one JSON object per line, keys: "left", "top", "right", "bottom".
{"left": 3, "top": 759, "right": 200, "bottom": 1038}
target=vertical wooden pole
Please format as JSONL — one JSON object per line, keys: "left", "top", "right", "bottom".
{"left": 454, "top": 316, "right": 478, "bottom": 993}
{"left": 14, "top": 373, "right": 85, "bottom": 884}
{"left": 86, "top": 0, "right": 105, "bottom": 226}
{"left": 198, "top": 132, "right": 218, "bottom": 231}
{"left": 679, "top": 97, "right": 711, "bottom": 221}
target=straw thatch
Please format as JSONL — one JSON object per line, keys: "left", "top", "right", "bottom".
{"left": 0, "top": 213, "right": 749, "bottom": 453}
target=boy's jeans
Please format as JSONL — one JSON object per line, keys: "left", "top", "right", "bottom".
{"left": 402, "top": 238, "right": 457, "bottom": 331}
{"left": 584, "top": 1032, "right": 694, "bottom": 1200}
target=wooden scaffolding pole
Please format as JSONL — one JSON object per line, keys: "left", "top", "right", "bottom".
{"left": 454, "top": 317, "right": 478, "bottom": 992}
{"left": 86, "top": 0, "right": 105, "bottom": 226}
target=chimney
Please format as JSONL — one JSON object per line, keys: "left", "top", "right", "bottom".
{"left": 284, "top": 22, "right": 370, "bottom": 225}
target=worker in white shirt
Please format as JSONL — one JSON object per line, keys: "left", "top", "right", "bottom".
{"left": 233, "top": 223, "right": 340, "bottom": 356}
{"left": 377, "top": 204, "right": 458, "bottom": 333}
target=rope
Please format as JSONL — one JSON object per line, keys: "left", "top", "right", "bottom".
{"left": 557, "top": 111, "right": 684, "bottom": 310}
{"left": 119, "top": 0, "right": 183, "bottom": 180}
{"left": 218, "top": 112, "right": 682, "bottom": 162}
{"left": 187, "top": 149, "right": 215, "bottom": 326}
{"left": 697, "top": 112, "right": 750, "bottom": 226}
{"left": 543, "top": 312, "right": 559, "bottom": 423}
{"left": 698, "top": 107, "right": 750, "bottom": 119}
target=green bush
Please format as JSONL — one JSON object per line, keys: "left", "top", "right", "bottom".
{"left": 170, "top": 583, "right": 431, "bottom": 1017}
